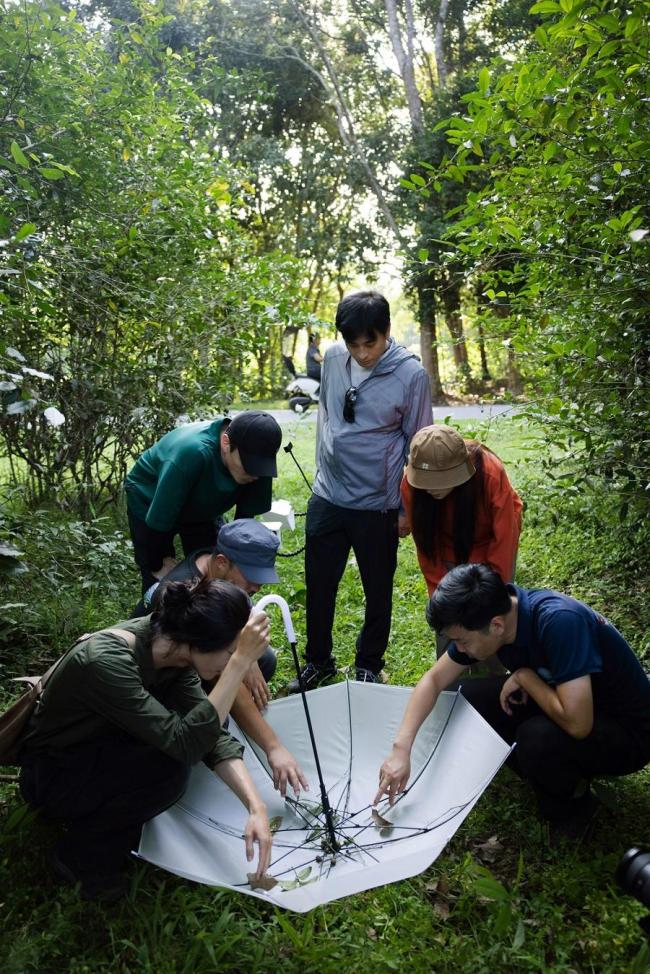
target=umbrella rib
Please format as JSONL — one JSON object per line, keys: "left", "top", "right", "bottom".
{"left": 332, "top": 679, "right": 354, "bottom": 822}
{"left": 393, "top": 688, "right": 461, "bottom": 803}
{"left": 352, "top": 758, "right": 512, "bottom": 852}
{"left": 322, "top": 693, "right": 457, "bottom": 837}
{"left": 176, "top": 802, "right": 318, "bottom": 855}
{"left": 334, "top": 829, "right": 382, "bottom": 864}
{"left": 329, "top": 694, "right": 459, "bottom": 834}
{"left": 359, "top": 803, "right": 472, "bottom": 850}
{"left": 326, "top": 692, "right": 473, "bottom": 849}
{"left": 231, "top": 722, "right": 276, "bottom": 787}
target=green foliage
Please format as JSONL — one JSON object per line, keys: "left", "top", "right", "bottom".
{"left": 417, "top": 0, "right": 649, "bottom": 536}
{"left": 0, "top": 1, "right": 306, "bottom": 514}
{"left": 1, "top": 417, "right": 648, "bottom": 973}
{"left": 0, "top": 505, "right": 136, "bottom": 664}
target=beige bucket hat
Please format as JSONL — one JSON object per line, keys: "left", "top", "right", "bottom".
{"left": 406, "top": 425, "right": 476, "bottom": 491}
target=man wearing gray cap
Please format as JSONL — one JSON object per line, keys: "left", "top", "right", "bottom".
{"left": 135, "top": 519, "right": 282, "bottom": 699}
{"left": 131, "top": 520, "right": 309, "bottom": 799}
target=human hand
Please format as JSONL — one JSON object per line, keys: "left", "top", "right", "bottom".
{"left": 267, "top": 744, "right": 309, "bottom": 798}
{"left": 244, "top": 661, "right": 270, "bottom": 711}
{"left": 397, "top": 515, "right": 411, "bottom": 539}
{"left": 373, "top": 744, "right": 411, "bottom": 806}
{"left": 236, "top": 610, "right": 270, "bottom": 667}
{"left": 499, "top": 671, "right": 529, "bottom": 716}
{"left": 244, "top": 807, "right": 272, "bottom": 879}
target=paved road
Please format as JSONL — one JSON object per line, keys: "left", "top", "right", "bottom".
{"left": 267, "top": 403, "right": 524, "bottom": 425}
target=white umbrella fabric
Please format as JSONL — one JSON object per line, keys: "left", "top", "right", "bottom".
{"left": 138, "top": 670, "right": 512, "bottom": 911}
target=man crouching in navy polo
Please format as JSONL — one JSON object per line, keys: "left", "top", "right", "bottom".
{"left": 375, "top": 563, "right": 650, "bottom": 831}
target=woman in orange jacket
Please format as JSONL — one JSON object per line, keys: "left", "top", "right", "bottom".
{"left": 400, "top": 425, "right": 522, "bottom": 656}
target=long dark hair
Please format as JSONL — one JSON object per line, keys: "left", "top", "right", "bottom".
{"left": 151, "top": 577, "right": 251, "bottom": 652}
{"left": 410, "top": 442, "right": 485, "bottom": 565}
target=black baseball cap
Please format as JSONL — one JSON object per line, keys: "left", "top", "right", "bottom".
{"left": 227, "top": 411, "right": 282, "bottom": 478}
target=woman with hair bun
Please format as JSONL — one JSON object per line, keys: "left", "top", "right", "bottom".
{"left": 18, "top": 577, "right": 272, "bottom": 900}
{"left": 400, "top": 425, "right": 522, "bottom": 656}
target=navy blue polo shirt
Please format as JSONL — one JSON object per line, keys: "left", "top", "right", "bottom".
{"left": 449, "top": 585, "right": 650, "bottom": 740}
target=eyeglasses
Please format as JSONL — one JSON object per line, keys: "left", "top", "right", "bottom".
{"left": 343, "top": 386, "right": 358, "bottom": 423}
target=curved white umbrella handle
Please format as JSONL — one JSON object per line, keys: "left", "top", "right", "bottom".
{"left": 254, "top": 593, "right": 296, "bottom": 644}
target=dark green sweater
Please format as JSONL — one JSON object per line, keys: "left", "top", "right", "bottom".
{"left": 124, "top": 418, "right": 271, "bottom": 531}
{"left": 20, "top": 617, "right": 243, "bottom": 769}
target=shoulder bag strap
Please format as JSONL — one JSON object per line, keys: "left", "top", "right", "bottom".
{"left": 38, "top": 626, "right": 138, "bottom": 692}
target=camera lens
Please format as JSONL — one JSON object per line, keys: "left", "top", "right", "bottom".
{"left": 616, "top": 848, "right": 650, "bottom": 909}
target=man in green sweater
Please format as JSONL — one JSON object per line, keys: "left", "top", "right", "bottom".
{"left": 125, "top": 411, "right": 282, "bottom": 593}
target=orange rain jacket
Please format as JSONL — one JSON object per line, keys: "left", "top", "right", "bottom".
{"left": 401, "top": 446, "right": 523, "bottom": 596}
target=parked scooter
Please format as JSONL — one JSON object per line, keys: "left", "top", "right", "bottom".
{"left": 284, "top": 355, "right": 320, "bottom": 412}
{"left": 286, "top": 374, "right": 319, "bottom": 413}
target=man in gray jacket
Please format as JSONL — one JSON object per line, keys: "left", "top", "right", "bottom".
{"left": 289, "top": 291, "right": 432, "bottom": 691}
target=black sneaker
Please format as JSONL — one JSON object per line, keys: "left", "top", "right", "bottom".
{"left": 52, "top": 851, "right": 128, "bottom": 903}
{"left": 287, "top": 660, "right": 337, "bottom": 693}
{"left": 355, "top": 667, "right": 380, "bottom": 683}
{"left": 547, "top": 791, "right": 599, "bottom": 841}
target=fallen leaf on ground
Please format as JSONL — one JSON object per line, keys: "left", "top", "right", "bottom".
{"left": 247, "top": 874, "right": 278, "bottom": 891}
{"left": 371, "top": 808, "right": 394, "bottom": 836}
{"left": 473, "top": 835, "right": 503, "bottom": 863}
{"left": 371, "top": 809, "right": 392, "bottom": 829}
{"left": 433, "top": 899, "right": 450, "bottom": 920}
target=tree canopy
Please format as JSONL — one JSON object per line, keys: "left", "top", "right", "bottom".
{"left": 1, "top": 0, "right": 648, "bottom": 543}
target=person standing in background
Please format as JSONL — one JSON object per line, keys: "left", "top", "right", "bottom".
{"left": 305, "top": 333, "right": 323, "bottom": 381}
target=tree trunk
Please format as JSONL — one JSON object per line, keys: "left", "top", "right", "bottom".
{"left": 492, "top": 297, "right": 524, "bottom": 395}
{"left": 477, "top": 317, "right": 491, "bottom": 381}
{"left": 473, "top": 281, "right": 492, "bottom": 383}
{"left": 506, "top": 345, "right": 524, "bottom": 395}
{"left": 384, "top": 0, "right": 423, "bottom": 132}
{"left": 441, "top": 279, "right": 471, "bottom": 384}
{"left": 434, "top": 0, "right": 450, "bottom": 88}
{"left": 417, "top": 282, "right": 445, "bottom": 403}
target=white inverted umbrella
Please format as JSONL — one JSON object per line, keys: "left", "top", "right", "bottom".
{"left": 137, "top": 596, "right": 512, "bottom": 912}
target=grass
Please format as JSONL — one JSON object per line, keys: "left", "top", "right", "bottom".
{"left": 1, "top": 412, "right": 649, "bottom": 974}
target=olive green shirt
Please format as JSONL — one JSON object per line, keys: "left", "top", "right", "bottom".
{"left": 20, "top": 617, "right": 244, "bottom": 769}
{"left": 124, "top": 418, "right": 272, "bottom": 531}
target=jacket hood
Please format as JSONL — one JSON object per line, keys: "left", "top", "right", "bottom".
{"left": 373, "top": 338, "right": 420, "bottom": 375}
{"left": 328, "top": 338, "right": 420, "bottom": 376}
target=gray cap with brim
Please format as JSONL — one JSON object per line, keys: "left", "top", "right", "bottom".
{"left": 216, "top": 519, "right": 280, "bottom": 585}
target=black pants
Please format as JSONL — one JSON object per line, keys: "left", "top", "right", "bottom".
{"left": 127, "top": 507, "right": 221, "bottom": 594}
{"left": 304, "top": 495, "right": 399, "bottom": 673}
{"left": 20, "top": 734, "right": 190, "bottom": 875}
{"left": 460, "top": 677, "right": 650, "bottom": 820}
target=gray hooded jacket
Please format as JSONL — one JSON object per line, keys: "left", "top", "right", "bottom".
{"left": 313, "top": 339, "right": 432, "bottom": 510}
